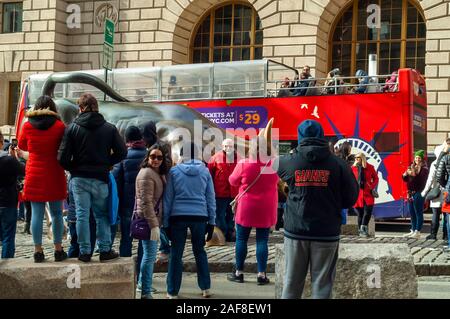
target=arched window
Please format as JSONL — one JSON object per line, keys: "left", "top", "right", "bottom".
{"left": 191, "top": 3, "right": 263, "bottom": 63}
{"left": 330, "top": 0, "right": 425, "bottom": 76}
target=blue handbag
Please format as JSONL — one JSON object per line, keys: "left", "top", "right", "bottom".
{"left": 108, "top": 172, "right": 119, "bottom": 225}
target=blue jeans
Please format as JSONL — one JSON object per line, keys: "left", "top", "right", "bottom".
{"left": 68, "top": 218, "right": 97, "bottom": 257}
{"left": 30, "top": 201, "right": 64, "bottom": 246}
{"left": 235, "top": 224, "right": 270, "bottom": 273}
{"left": 18, "top": 202, "right": 25, "bottom": 220}
{"left": 70, "top": 177, "right": 111, "bottom": 255}
{"left": 408, "top": 192, "right": 425, "bottom": 231}
{"left": 0, "top": 207, "right": 17, "bottom": 258}
{"left": 159, "top": 227, "right": 170, "bottom": 254}
{"left": 139, "top": 239, "right": 158, "bottom": 295}
{"left": 118, "top": 208, "right": 133, "bottom": 257}
{"left": 167, "top": 220, "right": 210, "bottom": 295}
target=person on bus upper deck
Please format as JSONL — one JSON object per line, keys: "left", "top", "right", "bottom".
{"left": 353, "top": 70, "right": 370, "bottom": 94}
{"left": 421, "top": 144, "right": 447, "bottom": 240}
{"left": 293, "top": 66, "right": 313, "bottom": 96}
{"left": 168, "top": 75, "right": 183, "bottom": 99}
{"left": 276, "top": 120, "right": 359, "bottom": 299}
{"left": 277, "top": 77, "right": 293, "bottom": 97}
{"left": 382, "top": 71, "right": 398, "bottom": 92}
{"left": 323, "top": 68, "right": 346, "bottom": 95}
{"left": 351, "top": 152, "right": 379, "bottom": 237}
{"left": 402, "top": 150, "right": 429, "bottom": 239}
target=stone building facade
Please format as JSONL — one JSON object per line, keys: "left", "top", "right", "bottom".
{"left": 0, "top": 0, "right": 449, "bottom": 151}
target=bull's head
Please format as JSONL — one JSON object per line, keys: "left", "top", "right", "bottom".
{"left": 41, "top": 72, "right": 274, "bottom": 163}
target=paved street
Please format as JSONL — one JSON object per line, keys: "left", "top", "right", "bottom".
{"left": 140, "top": 273, "right": 450, "bottom": 299}
{"left": 10, "top": 220, "right": 450, "bottom": 276}
{"left": 4, "top": 221, "right": 450, "bottom": 299}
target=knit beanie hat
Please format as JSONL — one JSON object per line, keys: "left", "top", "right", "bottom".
{"left": 125, "top": 126, "right": 142, "bottom": 143}
{"left": 297, "top": 120, "right": 324, "bottom": 144}
{"left": 414, "top": 150, "right": 425, "bottom": 159}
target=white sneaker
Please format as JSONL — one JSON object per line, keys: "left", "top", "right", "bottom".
{"left": 202, "top": 289, "right": 212, "bottom": 298}
{"left": 411, "top": 230, "right": 421, "bottom": 239}
{"left": 403, "top": 230, "right": 414, "bottom": 237}
{"left": 166, "top": 293, "right": 178, "bottom": 299}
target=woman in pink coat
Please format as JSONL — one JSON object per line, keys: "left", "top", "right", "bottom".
{"left": 227, "top": 139, "right": 278, "bottom": 285}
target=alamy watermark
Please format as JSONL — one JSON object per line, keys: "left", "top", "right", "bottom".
{"left": 58, "top": 264, "right": 81, "bottom": 289}
{"left": 366, "top": 264, "right": 381, "bottom": 289}
{"left": 66, "top": 4, "right": 81, "bottom": 29}
{"left": 165, "top": 120, "right": 280, "bottom": 171}
{"left": 367, "top": 4, "right": 381, "bottom": 29}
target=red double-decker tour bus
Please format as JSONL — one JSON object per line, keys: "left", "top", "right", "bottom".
{"left": 17, "top": 59, "right": 426, "bottom": 219}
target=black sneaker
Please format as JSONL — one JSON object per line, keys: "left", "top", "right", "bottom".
{"left": 257, "top": 275, "right": 270, "bottom": 285}
{"left": 78, "top": 254, "right": 92, "bottom": 263}
{"left": 227, "top": 272, "right": 244, "bottom": 283}
{"left": 426, "top": 234, "right": 437, "bottom": 240}
{"left": 99, "top": 249, "right": 119, "bottom": 262}
{"left": 54, "top": 249, "right": 68, "bottom": 262}
{"left": 34, "top": 251, "right": 45, "bottom": 263}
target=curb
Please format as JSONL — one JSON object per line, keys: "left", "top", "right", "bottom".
{"left": 155, "top": 261, "right": 450, "bottom": 276}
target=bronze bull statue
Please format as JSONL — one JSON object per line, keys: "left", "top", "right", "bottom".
{"left": 40, "top": 72, "right": 274, "bottom": 163}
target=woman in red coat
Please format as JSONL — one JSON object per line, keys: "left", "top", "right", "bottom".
{"left": 351, "top": 152, "right": 379, "bottom": 237}
{"left": 18, "top": 95, "right": 68, "bottom": 263}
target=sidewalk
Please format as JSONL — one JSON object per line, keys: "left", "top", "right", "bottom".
{"left": 10, "top": 221, "right": 450, "bottom": 276}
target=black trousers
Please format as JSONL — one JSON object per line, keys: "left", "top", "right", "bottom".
{"left": 431, "top": 207, "right": 448, "bottom": 238}
{"left": 24, "top": 201, "right": 32, "bottom": 223}
{"left": 354, "top": 205, "right": 373, "bottom": 228}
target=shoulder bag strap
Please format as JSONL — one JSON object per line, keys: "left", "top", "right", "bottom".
{"left": 233, "top": 160, "right": 271, "bottom": 204}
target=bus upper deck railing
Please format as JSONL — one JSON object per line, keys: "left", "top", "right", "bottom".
{"left": 26, "top": 60, "right": 402, "bottom": 104}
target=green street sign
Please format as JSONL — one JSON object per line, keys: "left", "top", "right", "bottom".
{"left": 104, "top": 19, "right": 114, "bottom": 47}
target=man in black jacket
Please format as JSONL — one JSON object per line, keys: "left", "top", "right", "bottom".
{"left": 0, "top": 132, "right": 25, "bottom": 258}
{"left": 58, "top": 93, "right": 127, "bottom": 262}
{"left": 276, "top": 120, "right": 359, "bottom": 299}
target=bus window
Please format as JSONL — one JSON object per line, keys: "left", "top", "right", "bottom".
{"left": 373, "top": 132, "right": 400, "bottom": 154}
{"left": 413, "top": 131, "right": 427, "bottom": 153}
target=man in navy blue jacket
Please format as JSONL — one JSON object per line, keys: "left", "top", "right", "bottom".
{"left": 276, "top": 120, "right": 358, "bottom": 299}
{"left": 112, "top": 126, "right": 147, "bottom": 257}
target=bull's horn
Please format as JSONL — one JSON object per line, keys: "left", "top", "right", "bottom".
{"left": 258, "top": 118, "right": 274, "bottom": 155}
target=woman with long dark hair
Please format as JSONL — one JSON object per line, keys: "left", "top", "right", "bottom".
{"left": 135, "top": 143, "right": 168, "bottom": 299}
{"left": 18, "top": 95, "right": 67, "bottom": 262}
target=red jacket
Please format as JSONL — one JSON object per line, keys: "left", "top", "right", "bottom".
{"left": 207, "top": 151, "right": 240, "bottom": 198}
{"left": 352, "top": 163, "right": 379, "bottom": 207}
{"left": 18, "top": 109, "right": 67, "bottom": 202}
